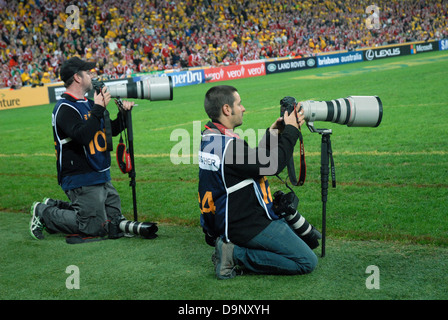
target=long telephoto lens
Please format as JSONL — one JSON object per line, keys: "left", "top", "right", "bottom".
{"left": 300, "top": 96, "right": 383, "bottom": 128}
{"left": 106, "top": 77, "right": 173, "bottom": 101}
{"left": 119, "top": 220, "right": 158, "bottom": 239}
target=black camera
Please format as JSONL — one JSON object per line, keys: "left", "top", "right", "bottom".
{"left": 92, "top": 79, "right": 105, "bottom": 94}
{"left": 280, "top": 96, "right": 298, "bottom": 118}
{"left": 280, "top": 96, "right": 303, "bottom": 131}
{"left": 273, "top": 190, "right": 321, "bottom": 249}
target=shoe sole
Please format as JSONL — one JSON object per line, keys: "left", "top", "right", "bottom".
{"left": 29, "top": 201, "right": 44, "bottom": 240}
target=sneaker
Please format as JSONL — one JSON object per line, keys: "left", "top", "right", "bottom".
{"left": 29, "top": 202, "right": 45, "bottom": 240}
{"left": 214, "top": 238, "right": 237, "bottom": 280}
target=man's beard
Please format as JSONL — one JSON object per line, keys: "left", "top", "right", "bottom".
{"left": 84, "top": 82, "right": 93, "bottom": 94}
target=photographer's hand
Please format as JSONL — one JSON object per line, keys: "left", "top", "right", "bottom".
{"left": 121, "top": 100, "right": 135, "bottom": 111}
{"left": 296, "top": 107, "right": 306, "bottom": 128}
{"left": 283, "top": 108, "right": 305, "bottom": 130}
{"left": 269, "top": 117, "right": 284, "bottom": 136}
{"left": 94, "top": 86, "right": 111, "bottom": 108}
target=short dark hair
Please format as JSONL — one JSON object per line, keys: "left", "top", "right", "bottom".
{"left": 204, "top": 85, "right": 238, "bottom": 121}
{"left": 63, "top": 73, "right": 77, "bottom": 88}
{"left": 63, "top": 70, "right": 84, "bottom": 88}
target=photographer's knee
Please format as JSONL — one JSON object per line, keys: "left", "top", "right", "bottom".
{"left": 298, "top": 251, "right": 318, "bottom": 275}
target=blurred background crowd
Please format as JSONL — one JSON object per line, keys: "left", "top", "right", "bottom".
{"left": 1, "top": 0, "right": 447, "bottom": 89}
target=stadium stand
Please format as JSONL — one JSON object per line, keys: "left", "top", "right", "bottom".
{"left": 1, "top": 0, "right": 447, "bottom": 89}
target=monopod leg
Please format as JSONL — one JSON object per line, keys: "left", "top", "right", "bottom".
{"left": 320, "top": 133, "right": 331, "bottom": 257}
{"left": 125, "top": 110, "right": 138, "bottom": 222}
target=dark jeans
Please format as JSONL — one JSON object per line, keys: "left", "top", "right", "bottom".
{"left": 41, "top": 182, "right": 123, "bottom": 236}
{"left": 233, "top": 219, "right": 318, "bottom": 275}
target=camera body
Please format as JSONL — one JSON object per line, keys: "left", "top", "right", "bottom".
{"left": 92, "top": 79, "right": 105, "bottom": 94}
{"left": 280, "top": 96, "right": 299, "bottom": 119}
{"left": 279, "top": 96, "right": 303, "bottom": 130}
{"left": 273, "top": 190, "right": 321, "bottom": 249}
{"left": 272, "top": 190, "right": 299, "bottom": 217}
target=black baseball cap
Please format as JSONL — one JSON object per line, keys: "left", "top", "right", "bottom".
{"left": 60, "top": 57, "right": 96, "bottom": 83}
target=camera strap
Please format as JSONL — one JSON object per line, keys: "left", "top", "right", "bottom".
{"left": 286, "top": 128, "right": 306, "bottom": 186}
{"left": 205, "top": 122, "right": 240, "bottom": 138}
{"left": 116, "top": 135, "right": 132, "bottom": 173}
{"left": 103, "top": 109, "right": 113, "bottom": 152}
{"left": 115, "top": 99, "right": 132, "bottom": 174}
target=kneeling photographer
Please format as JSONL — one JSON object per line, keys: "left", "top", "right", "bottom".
{"left": 198, "top": 85, "right": 320, "bottom": 279}
{"left": 29, "top": 57, "right": 135, "bottom": 241}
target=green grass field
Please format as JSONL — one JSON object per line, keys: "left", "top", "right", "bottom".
{"left": 1, "top": 50, "right": 448, "bottom": 301}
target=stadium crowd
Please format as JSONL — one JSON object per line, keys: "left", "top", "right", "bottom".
{"left": 1, "top": 0, "right": 447, "bottom": 89}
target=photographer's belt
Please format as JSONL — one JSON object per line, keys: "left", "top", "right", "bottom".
{"left": 286, "top": 129, "right": 306, "bottom": 186}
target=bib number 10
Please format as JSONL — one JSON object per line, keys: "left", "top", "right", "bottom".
{"left": 88, "top": 130, "right": 107, "bottom": 155}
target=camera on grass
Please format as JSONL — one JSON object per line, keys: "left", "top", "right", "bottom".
{"left": 109, "top": 219, "right": 158, "bottom": 239}
{"left": 119, "top": 220, "right": 158, "bottom": 239}
{"left": 92, "top": 76, "right": 173, "bottom": 101}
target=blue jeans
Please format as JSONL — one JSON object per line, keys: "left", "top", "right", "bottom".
{"left": 233, "top": 219, "right": 318, "bottom": 275}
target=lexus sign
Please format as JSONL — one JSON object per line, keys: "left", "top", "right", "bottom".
{"left": 363, "top": 45, "right": 411, "bottom": 61}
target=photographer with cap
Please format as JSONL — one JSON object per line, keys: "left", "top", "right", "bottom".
{"left": 198, "top": 85, "right": 318, "bottom": 279}
{"left": 29, "top": 57, "right": 134, "bottom": 241}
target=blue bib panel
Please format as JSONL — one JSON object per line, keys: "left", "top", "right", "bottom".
{"left": 198, "top": 131, "right": 279, "bottom": 242}
{"left": 52, "top": 98, "right": 111, "bottom": 190}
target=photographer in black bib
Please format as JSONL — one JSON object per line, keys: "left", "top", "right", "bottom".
{"left": 199, "top": 85, "right": 319, "bottom": 279}
{"left": 29, "top": 57, "right": 134, "bottom": 241}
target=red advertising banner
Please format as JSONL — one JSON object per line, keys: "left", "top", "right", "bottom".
{"left": 204, "top": 62, "right": 265, "bottom": 82}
